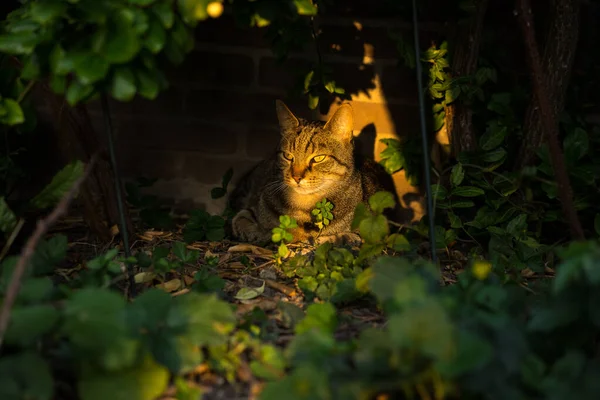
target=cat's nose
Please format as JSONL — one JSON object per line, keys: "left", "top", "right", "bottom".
{"left": 292, "top": 175, "right": 302, "bottom": 184}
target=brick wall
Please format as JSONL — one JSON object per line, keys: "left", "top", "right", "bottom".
{"left": 84, "top": 13, "right": 449, "bottom": 219}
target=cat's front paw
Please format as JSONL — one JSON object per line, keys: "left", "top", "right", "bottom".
{"left": 315, "top": 232, "right": 362, "bottom": 247}
{"left": 232, "top": 209, "right": 271, "bottom": 243}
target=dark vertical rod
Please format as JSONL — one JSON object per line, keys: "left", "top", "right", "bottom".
{"left": 101, "top": 94, "right": 136, "bottom": 297}
{"left": 411, "top": 0, "right": 437, "bottom": 263}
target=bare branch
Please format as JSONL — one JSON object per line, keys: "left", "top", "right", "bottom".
{"left": 0, "top": 154, "right": 98, "bottom": 349}
{"left": 516, "top": 0, "right": 585, "bottom": 240}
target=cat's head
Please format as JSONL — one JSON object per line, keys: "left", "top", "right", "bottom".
{"left": 274, "top": 100, "right": 355, "bottom": 195}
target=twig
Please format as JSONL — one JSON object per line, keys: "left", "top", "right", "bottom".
{"left": 0, "top": 154, "right": 98, "bottom": 349}
{"left": 16, "top": 80, "right": 35, "bottom": 103}
{"left": 0, "top": 218, "right": 24, "bottom": 262}
{"left": 515, "top": 0, "right": 585, "bottom": 241}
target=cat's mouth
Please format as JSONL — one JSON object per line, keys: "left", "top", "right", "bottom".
{"left": 287, "top": 180, "right": 322, "bottom": 194}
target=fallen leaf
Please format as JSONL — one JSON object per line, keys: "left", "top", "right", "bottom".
{"left": 228, "top": 244, "right": 272, "bottom": 256}
{"left": 183, "top": 275, "right": 195, "bottom": 286}
{"left": 235, "top": 299, "right": 278, "bottom": 315}
{"left": 265, "top": 279, "right": 296, "bottom": 297}
{"left": 227, "top": 261, "right": 247, "bottom": 269}
{"left": 110, "top": 224, "right": 119, "bottom": 236}
{"left": 157, "top": 279, "right": 182, "bottom": 292}
{"left": 521, "top": 268, "right": 535, "bottom": 278}
{"left": 234, "top": 281, "right": 266, "bottom": 300}
{"left": 205, "top": 250, "right": 217, "bottom": 259}
{"left": 134, "top": 271, "right": 157, "bottom": 283}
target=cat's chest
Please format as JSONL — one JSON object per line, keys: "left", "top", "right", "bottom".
{"left": 286, "top": 192, "right": 323, "bottom": 222}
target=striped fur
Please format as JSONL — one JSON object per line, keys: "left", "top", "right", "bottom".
{"left": 228, "top": 100, "right": 391, "bottom": 245}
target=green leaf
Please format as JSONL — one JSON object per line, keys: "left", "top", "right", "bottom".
{"left": 234, "top": 281, "right": 266, "bottom": 300}
{"left": 78, "top": 353, "right": 169, "bottom": 400}
{"left": 136, "top": 69, "right": 159, "bottom": 100}
{"left": 105, "top": 11, "right": 141, "bottom": 64}
{"left": 450, "top": 163, "right": 464, "bottom": 187}
{"left": 29, "top": 235, "right": 68, "bottom": 275}
{"left": 307, "top": 93, "right": 319, "bottom": 110}
{"left": 74, "top": 53, "right": 110, "bottom": 85}
{"left": 359, "top": 214, "right": 389, "bottom": 244}
{"left": 294, "top": 0, "right": 318, "bottom": 15}
{"left": 506, "top": 214, "right": 527, "bottom": 237}
{"left": 30, "top": 160, "right": 84, "bottom": 209}
{"left": 0, "top": 32, "right": 38, "bottom": 54}
{"left": 479, "top": 122, "right": 507, "bottom": 151}
{"left": 450, "top": 200, "right": 475, "bottom": 208}
{"left": 0, "top": 197, "right": 17, "bottom": 233}
{"left": 0, "top": 99, "right": 25, "bottom": 125}
{"left": 386, "top": 233, "right": 410, "bottom": 251}
{"left": 145, "top": 17, "right": 167, "bottom": 53}
{"left": 432, "top": 110, "right": 445, "bottom": 131}
{"left": 152, "top": 2, "right": 175, "bottom": 28}
{"left": 437, "top": 330, "right": 493, "bottom": 377}
{"left": 171, "top": 292, "right": 235, "bottom": 345}
{"left": 49, "top": 45, "right": 74, "bottom": 75}
{"left": 430, "top": 184, "right": 448, "bottom": 202}
{"left": 368, "top": 191, "right": 395, "bottom": 214}
{"left": 5, "top": 305, "right": 59, "bottom": 347}
{"left": 351, "top": 202, "right": 371, "bottom": 230}
{"left": 450, "top": 186, "right": 485, "bottom": 197}
{"left": 563, "top": 127, "right": 589, "bottom": 164}
{"left": 0, "top": 352, "right": 53, "bottom": 400}
{"left": 388, "top": 299, "right": 454, "bottom": 360}
{"left": 128, "top": 0, "right": 157, "bottom": 5}
{"left": 482, "top": 147, "right": 507, "bottom": 163}
{"left": 448, "top": 211, "right": 462, "bottom": 228}
{"left": 295, "top": 303, "right": 337, "bottom": 335}
{"left": 31, "top": 1, "right": 67, "bottom": 24}
{"left": 111, "top": 67, "right": 137, "bottom": 101}
{"left": 378, "top": 138, "right": 405, "bottom": 174}
{"left": 62, "top": 288, "right": 126, "bottom": 345}
{"left": 66, "top": 80, "right": 94, "bottom": 106}
{"left": 445, "top": 84, "right": 460, "bottom": 104}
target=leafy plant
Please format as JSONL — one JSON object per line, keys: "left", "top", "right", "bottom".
{"left": 210, "top": 168, "right": 233, "bottom": 200}
{"left": 0, "top": 160, "right": 85, "bottom": 237}
{"left": 182, "top": 209, "right": 226, "bottom": 243}
{"left": 271, "top": 215, "right": 298, "bottom": 265}
{"left": 311, "top": 198, "right": 334, "bottom": 231}
{"left": 126, "top": 177, "right": 175, "bottom": 229}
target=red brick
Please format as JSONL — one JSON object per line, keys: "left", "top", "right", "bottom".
{"left": 185, "top": 90, "right": 309, "bottom": 125}
{"left": 194, "top": 16, "right": 268, "bottom": 48}
{"left": 258, "top": 57, "right": 312, "bottom": 89}
{"left": 380, "top": 64, "right": 418, "bottom": 102}
{"left": 119, "top": 149, "right": 184, "bottom": 180}
{"left": 182, "top": 155, "right": 257, "bottom": 185}
{"left": 328, "top": 61, "right": 377, "bottom": 98}
{"left": 246, "top": 126, "right": 280, "bottom": 158}
{"left": 171, "top": 51, "right": 255, "bottom": 86}
{"left": 115, "top": 119, "right": 238, "bottom": 154}
{"left": 186, "top": 89, "right": 255, "bottom": 122}
{"left": 318, "top": 24, "right": 440, "bottom": 59}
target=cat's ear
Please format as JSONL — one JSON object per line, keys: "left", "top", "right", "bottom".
{"left": 275, "top": 100, "right": 299, "bottom": 133}
{"left": 324, "top": 103, "right": 354, "bottom": 141}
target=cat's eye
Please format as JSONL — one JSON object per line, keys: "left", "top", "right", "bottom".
{"left": 312, "top": 155, "right": 327, "bottom": 163}
{"left": 281, "top": 152, "right": 293, "bottom": 161}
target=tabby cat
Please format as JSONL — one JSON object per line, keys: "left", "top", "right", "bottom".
{"left": 228, "top": 100, "right": 395, "bottom": 245}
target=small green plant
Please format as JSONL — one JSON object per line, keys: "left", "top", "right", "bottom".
{"left": 182, "top": 210, "right": 226, "bottom": 243}
{"left": 125, "top": 177, "right": 175, "bottom": 229}
{"left": 311, "top": 198, "right": 334, "bottom": 231}
{"left": 210, "top": 168, "right": 233, "bottom": 200}
{"left": 271, "top": 215, "right": 298, "bottom": 265}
